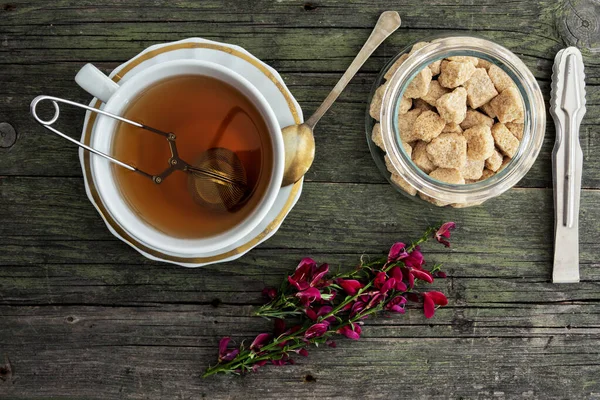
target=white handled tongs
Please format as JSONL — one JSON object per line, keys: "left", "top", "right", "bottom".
{"left": 550, "top": 47, "right": 586, "bottom": 283}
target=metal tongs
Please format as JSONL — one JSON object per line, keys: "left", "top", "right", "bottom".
{"left": 550, "top": 47, "right": 586, "bottom": 283}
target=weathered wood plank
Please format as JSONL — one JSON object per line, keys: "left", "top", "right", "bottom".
{"left": 2, "top": 1, "right": 600, "bottom": 399}
{"left": 1, "top": 259, "right": 600, "bottom": 306}
{"left": 1, "top": 310, "right": 599, "bottom": 399}
{"left": 1, "top": 178, "right": 599, "bottom": 261}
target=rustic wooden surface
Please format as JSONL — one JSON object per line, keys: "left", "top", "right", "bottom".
{"left": 1, "top": 1, "right": 600, "bottom": 399}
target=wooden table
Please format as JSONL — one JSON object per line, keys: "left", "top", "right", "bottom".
{"left": 1, "top": 1, "right": 599, "bottom": 398}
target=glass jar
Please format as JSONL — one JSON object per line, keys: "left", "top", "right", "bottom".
{"left": 366, "top": 35, "right": 546, "bottom": 207}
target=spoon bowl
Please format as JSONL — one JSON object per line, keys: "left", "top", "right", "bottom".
{"left": 281, "top": 123, "right": 316, "bottom": 186}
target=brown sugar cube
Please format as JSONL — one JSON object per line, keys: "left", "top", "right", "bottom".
{"left": 499, "top": 156, "right": 512, "bottom": 171}
{"left": 371, "top": 123, "right": 384, "bottom": 150}
{"left": 421, "top": 80, "right": 450, "bottom": 106}
{"left": 403, "top": 141, "right": 413, "bottom": 158}
{"left": 490, "top": 87, "right": 524, "bottom": 123}
{"left": 412, "top": 110, "right": 446, "bottom": 142}
{"left": 460, "top": 158, "right": 485, "bottom": 180}
{"left": 386, "top": 155, "right": 418, "bottom": 196}
{"left": 391, "top": 173, "right": 418, "bottom": 196}
{"left": 488, "top": 64, "right": 516, "bottom": 92}
{"left": 436, "top": 87, "right": 467, "bottom": 124}
{"left": 426, "top": 133, "right": 468, "bottom": 169}
{"left": 480, "top": 102, "right": 497, "bottom": 118}
{"left": 476, "top": 58, "right": 493, "bottom": 70}
{"left": 438, "top": 60, "right": 476, "bottom": 88}
{"left": 429, "top": 168, "right": 466, "bottom": 184}
{"left": 398, "top": 109, "right": 422, "bottom": 142}
{"left": 447, "top": 56, "right": 479, "bottom": 66}
{"left": 413, "top": 98, "right": 434, "bottom": 112}
{"left": 463, "top": 124, "right": 495, "bottom": 160}
{"left": 477, "top": 168, "right": 495, "bottom": 182}
{"left": 442, "top": 123, "right": 463, "bottom": 134}
{"left": 369, "top": 83, "right": 388, "bottom": 121}
{"left": 384, "top": 154, "right": 395, "bottom": 172}
{"left": 505, "top": 122, "right": 524, "bottom": 140}
{"left": 399, "top": 96, "right": 412, "bottom": 115}
{"left": 384, "top": 53, "right": 409, "bottom": 81}
{"left": 412, "top": 141, "right": 436, "bottom": 173}
{"left": 418, "top": 192, "right": 447, "bottom": 207}
{"left": 491, "top": 123, "right": 520, "bottom": 158}
{"left": 404, "top": 67, "right": 432, "bottom": 98}
{"left": 460, "top": 108, "right": 494, "bottom": 130}
{"left": 429, "top": 60, "right": 442, "bottom": 75}
{"left": 463, "top": 68, "right": 498, "bottom": 109}
{"left": 485, "top": 149, "right": 503, "bottom": 172}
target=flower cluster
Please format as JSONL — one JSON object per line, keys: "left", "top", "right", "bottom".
{"left": 203, "top": 223, "right": 455, "bottom": 377}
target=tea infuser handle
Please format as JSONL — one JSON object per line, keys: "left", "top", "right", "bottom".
{"left": 29, "top": 95, "right": 170, "bottom": 181}
{"left": 75, "top": 64, "right": 120, "bottom": 103}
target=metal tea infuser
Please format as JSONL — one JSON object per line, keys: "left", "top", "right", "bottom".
{"left": 30, "top": 95, "right": 248, "bottom": 212}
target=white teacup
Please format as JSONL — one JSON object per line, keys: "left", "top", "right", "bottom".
{"left": 75, "top": 60, "right": 284, "bottom": 256}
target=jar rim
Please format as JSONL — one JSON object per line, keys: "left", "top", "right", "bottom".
{"left": 380, "top": 36, "right": 546, "bottom": 204}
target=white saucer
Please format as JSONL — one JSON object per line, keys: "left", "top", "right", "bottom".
{"left": 78, "top": 38, "right": 304, "bottom": 267}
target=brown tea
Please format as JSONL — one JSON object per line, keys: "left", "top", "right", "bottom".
{"left": 112, "top": 75, "right": 273, "bottom": 238}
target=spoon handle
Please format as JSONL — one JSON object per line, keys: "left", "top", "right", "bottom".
{"left": 305, "top": 11, "right": 401, "bottom": 129}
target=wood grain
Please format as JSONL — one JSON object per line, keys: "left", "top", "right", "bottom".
{"left": 1, "top": 1, "right": 600, "bottom": 399}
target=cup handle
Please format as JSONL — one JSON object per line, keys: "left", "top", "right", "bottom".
{"left": 75, "top": 63, "right": 120, "bottom": 103}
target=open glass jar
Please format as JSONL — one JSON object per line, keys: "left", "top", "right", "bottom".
{"left": 366, "top": 36, "right": 545, "bottom": 207}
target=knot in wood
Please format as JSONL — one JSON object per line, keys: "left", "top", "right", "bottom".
{"left": 557, "top": 0, "right": 600, "bottom": 53}
{"left": 0, "top": 122, "right": 17, "bottom": 148}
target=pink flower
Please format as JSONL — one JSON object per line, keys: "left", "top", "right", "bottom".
{"left": 288, "top": 258, "right": 330, "bottom": 290}
{"left": 261, "top": 287, "right": 277, "bottom": 300}
{"left": 310, "top": 263, "right": 330, "bottom": 287}
{"left": 305, "top": 322, "right": 329, "bottom": 339}
{"left": 218, "top": 337, "right": 239, "bottom": 362}
{"left": 306, "top": 305, "right": 334, "bottom": 323}
{"left": 337, "top": 279, "right": 363, "bottom": 296}
{"left": 411, "top": 268, "right": 434, "bottom": 284}
{"left": 316, "top": 305, "right": 336, "bottom": 324}
{"left": 251, "top": 360, "right": 268, "bottom": 372}
{"left": 380, "top": 277, "right": 396, "bottom": 295}
{"left": 298, "top": 348, "right": 308, "bottom": 357}
{"left": 366, "top": 292, "right": 384, "bottom": 309}
{"left": 435, "top": 222, "right": 456, "bottom": 247}
{"left": 296, "top": 287, "right": 322, "bottom": 306}
{"left": 435, "top": 271, "right": 447, "bottom": 278}
{"left": 271, "top": 354, "right": 291, "bottom": 366}
{"left": 389, "top": 266, "right": 408, "bottom": 291}
{"left": 250, "top": 333, "right": 271, "bottom": 351}
{"left": 422, "top": 291, "right": 448, "bottom": 318}
{"left": 274, "top": 318, "right": 286, "bottom": 337}
{"left": 326, "top": 339, "right": 337, "bottom": 348}
{"left": 401, "top": 266, "right": 415, "bottom": 288}
{"left": 337, "top": 323, "right": 362, "bottom": 340}
{"left": 404, "top": 247, "right": 424, "bottom": 269}
{"left": 324, "top": 290, "right": 336, "bottom": 303}
{"left": 288, "top": 258, "right": 316, "bottom": 290}
{"left": 374, "top": 271, "right": 387, "bottom": 289}
{"left": 388, "top": 242, "right": 409, "bottom": 262}
{"left": 386, "top": 295, "right": 407, "bottom": 313}
{"left": 350, "top": 300, "right": 366, "bottom": 317}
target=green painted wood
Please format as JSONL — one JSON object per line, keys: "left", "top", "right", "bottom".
{"left": 1, "top": 0, "right": 600, "bottom": 399}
